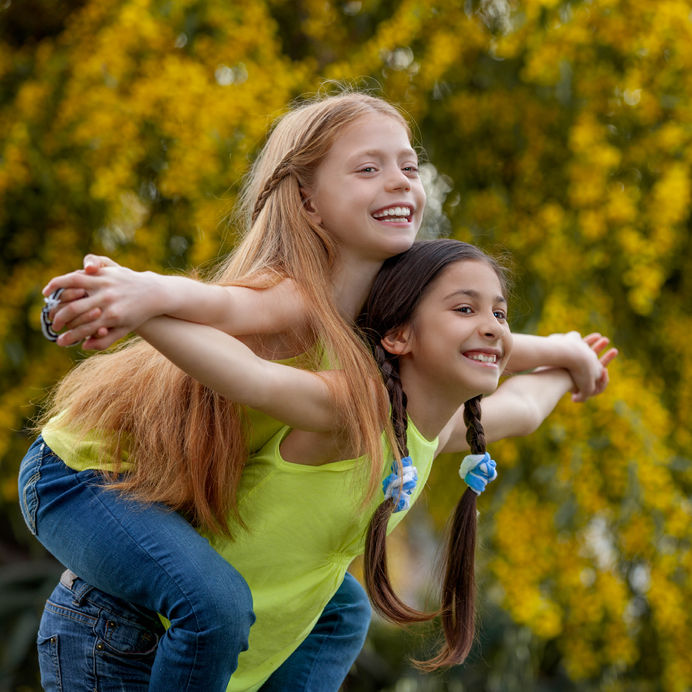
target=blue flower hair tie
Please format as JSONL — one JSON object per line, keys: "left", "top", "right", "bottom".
{"left": 458, "top": 452, "right": 497, "bottom": 495}
{"left": 382, "top": 456, "right": 418, "bottom": 512}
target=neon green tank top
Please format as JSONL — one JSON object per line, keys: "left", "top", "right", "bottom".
{"left": 219, "top": 419, "right": 439, "bottom": 692}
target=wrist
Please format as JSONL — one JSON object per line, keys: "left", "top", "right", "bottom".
{"left": 544, "top": 333, "right": 580, "bottom": 370}
{"left": 142, "top": 271, "right": 175, "bottom": 319}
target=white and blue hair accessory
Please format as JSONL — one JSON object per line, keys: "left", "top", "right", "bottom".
{"left": 41, "top": 289, "right": 64, "bottom": 342}
{"left": 382, "top": 456, "right": 418, "bottom": 512}
{"left": 458, "top": 452, "right": 497, "bottom": 495}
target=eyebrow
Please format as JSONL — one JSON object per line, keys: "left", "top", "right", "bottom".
{"left": 349, "top": 147, "right": 418, "bottom": 161}
{"left": 444, "top": 289, "right": 507, "bottom": 304}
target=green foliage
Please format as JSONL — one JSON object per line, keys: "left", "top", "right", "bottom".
{"left": 2, "top": 0, "right": 690, "bottom": 688}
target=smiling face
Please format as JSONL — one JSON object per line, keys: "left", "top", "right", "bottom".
{"left": 303, "top": 112, "right": 426, "bottom": 264}
{"left": 388, "top": 259, "right": 513, "bottom": 402}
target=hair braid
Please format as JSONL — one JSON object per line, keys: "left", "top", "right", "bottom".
{"left": 463, "top": 395, "right": 486, "bottom": 455}
{"left": 373, "top": 343, "right": 408, "bottom": 458}
{"left": 364, "top": 344, "right": 433, "bottom": 625}
{"left": 416, "top": 394, "right": 487, "bottom": 671}
{"left": 251, "top": 156, "right": 297, "bottom": 224}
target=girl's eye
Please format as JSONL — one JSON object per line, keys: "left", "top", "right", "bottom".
{"left": 402, "top": 165, "right": 419, "bottom": 175}
{"left": 358, "top": 166, "right": 377, "bottom": 173}
{"left": 454, "top": 306, "right": 472, "bottom": 314}
{"left": 494, "top": 310, "right": 507, "bottom": 321}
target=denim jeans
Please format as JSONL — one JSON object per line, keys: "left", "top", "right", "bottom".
{"left": 37, "top": 570, "right": 371, "bottom": 692}
{"left": 19, "top": 437, "right": 255, "bottom": 691}
{"left": 259, "top": 572, "right": 371, "bottom": 691}
{"left": 38, "top": 570, "right": 165, "bottom": 691}
{"left": 20, "top": 437, "right": 372, "bottom": 690}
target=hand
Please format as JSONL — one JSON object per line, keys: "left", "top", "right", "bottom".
{"left": 578, "top": 332, "right": 618, "bottom": 401}
{"left": 561, "top": 331, "right": 618, "bottom": 402}
{"left": 42, "top": 254, "right": 120, "bottom": 308}
{"left": 42, "top": 260, "right": 159, "bottom": 349}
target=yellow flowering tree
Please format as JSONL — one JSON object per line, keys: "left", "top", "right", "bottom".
{"left": 2, "top": 0, "right": 691, "bottom": 689}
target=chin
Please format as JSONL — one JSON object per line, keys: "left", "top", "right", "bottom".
{"left": 478, "top": 379, "right": 501, "bottom": 396}
{"left": 384, "top": 235, "right": 417, "bottom": 257}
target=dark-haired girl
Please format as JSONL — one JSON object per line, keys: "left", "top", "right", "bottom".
{"left": 50, "top": 238, "right": 610, "bottom": 689}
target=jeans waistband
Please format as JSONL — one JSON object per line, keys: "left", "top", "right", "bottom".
{"left": 60, "top": 568, "right": 94, "bottom": 604}
{"left": 59, "top": 569, "right": 161, "bottom": 627}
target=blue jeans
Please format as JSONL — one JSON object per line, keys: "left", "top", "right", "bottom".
{"left": 260, "top": 572, "right": 371, "bottom": 691}
{"left": 20, "top": 437, "right": 371, "bottom": 690}
{"left": 37, "top": 571, "right": 371, "bottom": 692}
{"left": 19, "top": 437, "right": 255, "bottom": 691}
{"left": 38, "top": 571, "right": 165, "bottom": 691}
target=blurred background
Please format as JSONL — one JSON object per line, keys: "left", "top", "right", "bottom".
{"left": 1, "top": 0, "right": 691, "bottom": 690}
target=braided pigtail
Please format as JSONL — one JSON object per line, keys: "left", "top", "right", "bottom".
{"left": 364, "top": 344, "right": 435, "bottom": 625}
{"left": 416, "top": 394, "right": 486, "bottom": 670}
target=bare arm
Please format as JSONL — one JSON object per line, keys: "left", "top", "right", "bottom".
{"left": 137, "top": 317, "right": 340, "bottom": 433}
{"left": 505, "top": 331, "right": 611, "bottom": 402}
{"left": 438, "top": 368, "right": 574, "bottom": 454}
{"left": 43, "top": 256, "right": 307, "bottom": 349}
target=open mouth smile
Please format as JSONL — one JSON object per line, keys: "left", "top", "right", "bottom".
{"left": 372, "top": 205, "right": 414, "bottom": 223}
{"left": 463, "top": 350, "right": 501, "bottom": 366}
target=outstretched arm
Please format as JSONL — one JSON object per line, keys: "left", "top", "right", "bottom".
{"left": 136, "top": 317, "right": 340, "bottom": 433}
{"left": 42, "top": 255, "right": 307, "bottom": 349}
{"left": 439, "top": 335, "right": 617, "bottom": 454}
{"left": 505, "top": 331, "right": 613, "bottom": 403}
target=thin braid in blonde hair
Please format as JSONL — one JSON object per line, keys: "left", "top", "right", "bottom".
{"left": 251, "top": 156, "right": 297, "bottom": 224}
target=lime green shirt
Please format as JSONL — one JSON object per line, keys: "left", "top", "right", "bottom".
{"left": 41, "top": 408, "right": 282, "bottom": 472}
{"left": 219, "top": 420, "right": 439, "bottom": 692}
{"left": 42, "top": 411, "right": 132, "bottom": 472}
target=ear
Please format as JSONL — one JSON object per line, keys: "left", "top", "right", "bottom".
{"left": 300, "top": 186, "right": 322, "bottom": 224}
{"left": 381, "top": 325, "right": 413, "bottom": 356}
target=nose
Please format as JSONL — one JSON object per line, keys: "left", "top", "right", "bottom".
{"left": 384, "top": 165, "right": 411, "bottom": 192}
{"left": 478, "top": 312, "right": 502, "bottom": 339}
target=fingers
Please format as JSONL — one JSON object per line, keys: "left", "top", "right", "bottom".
{"left": 81, "top": 327, "right": 130, "bottom": 351}
{"left": 571, "top": 390, "right": 589, "bottom": 403}
{"left": 43, "top": 270, "right": 101, "bottom": 297}
{"left": 83, "top": 254, "right": 119, "bottom": 273}
{"left": 588, "top": 336, "right": 610, "bottom": 354}
{"left": 56, "top": 313, "right": 105, "bottom": 347}
{"left": 572, "top": 344, "right": 618, "bottom": 401}
{"left": 599, "top": 347, "right": 618, "bottom": 368}
{"left": 50, "top": 295, "right": 103, "bottom": 331}
{"left": 49, "top": 287, "right": 89, "bottom": 304}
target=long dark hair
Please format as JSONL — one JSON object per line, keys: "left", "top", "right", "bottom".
{"left": 357, "top": 238, "right": 508, "bottom": 669}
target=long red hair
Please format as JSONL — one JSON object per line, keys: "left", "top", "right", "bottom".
{"left": 38, "top": 92, "right": 411, "bottom": 537}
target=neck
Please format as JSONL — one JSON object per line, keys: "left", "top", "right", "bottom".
{"left": 330, "top": 253, "right": 383, "bottom": 320}
{"left": 398, "top": 362, "right": 477, "bottom": 441}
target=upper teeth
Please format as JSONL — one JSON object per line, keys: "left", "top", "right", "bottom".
{"left": 468, "top": 353, "right": 497, "bottom": 363}
{"left": 373, "top": 206, "right": 411, "bottom": 219}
